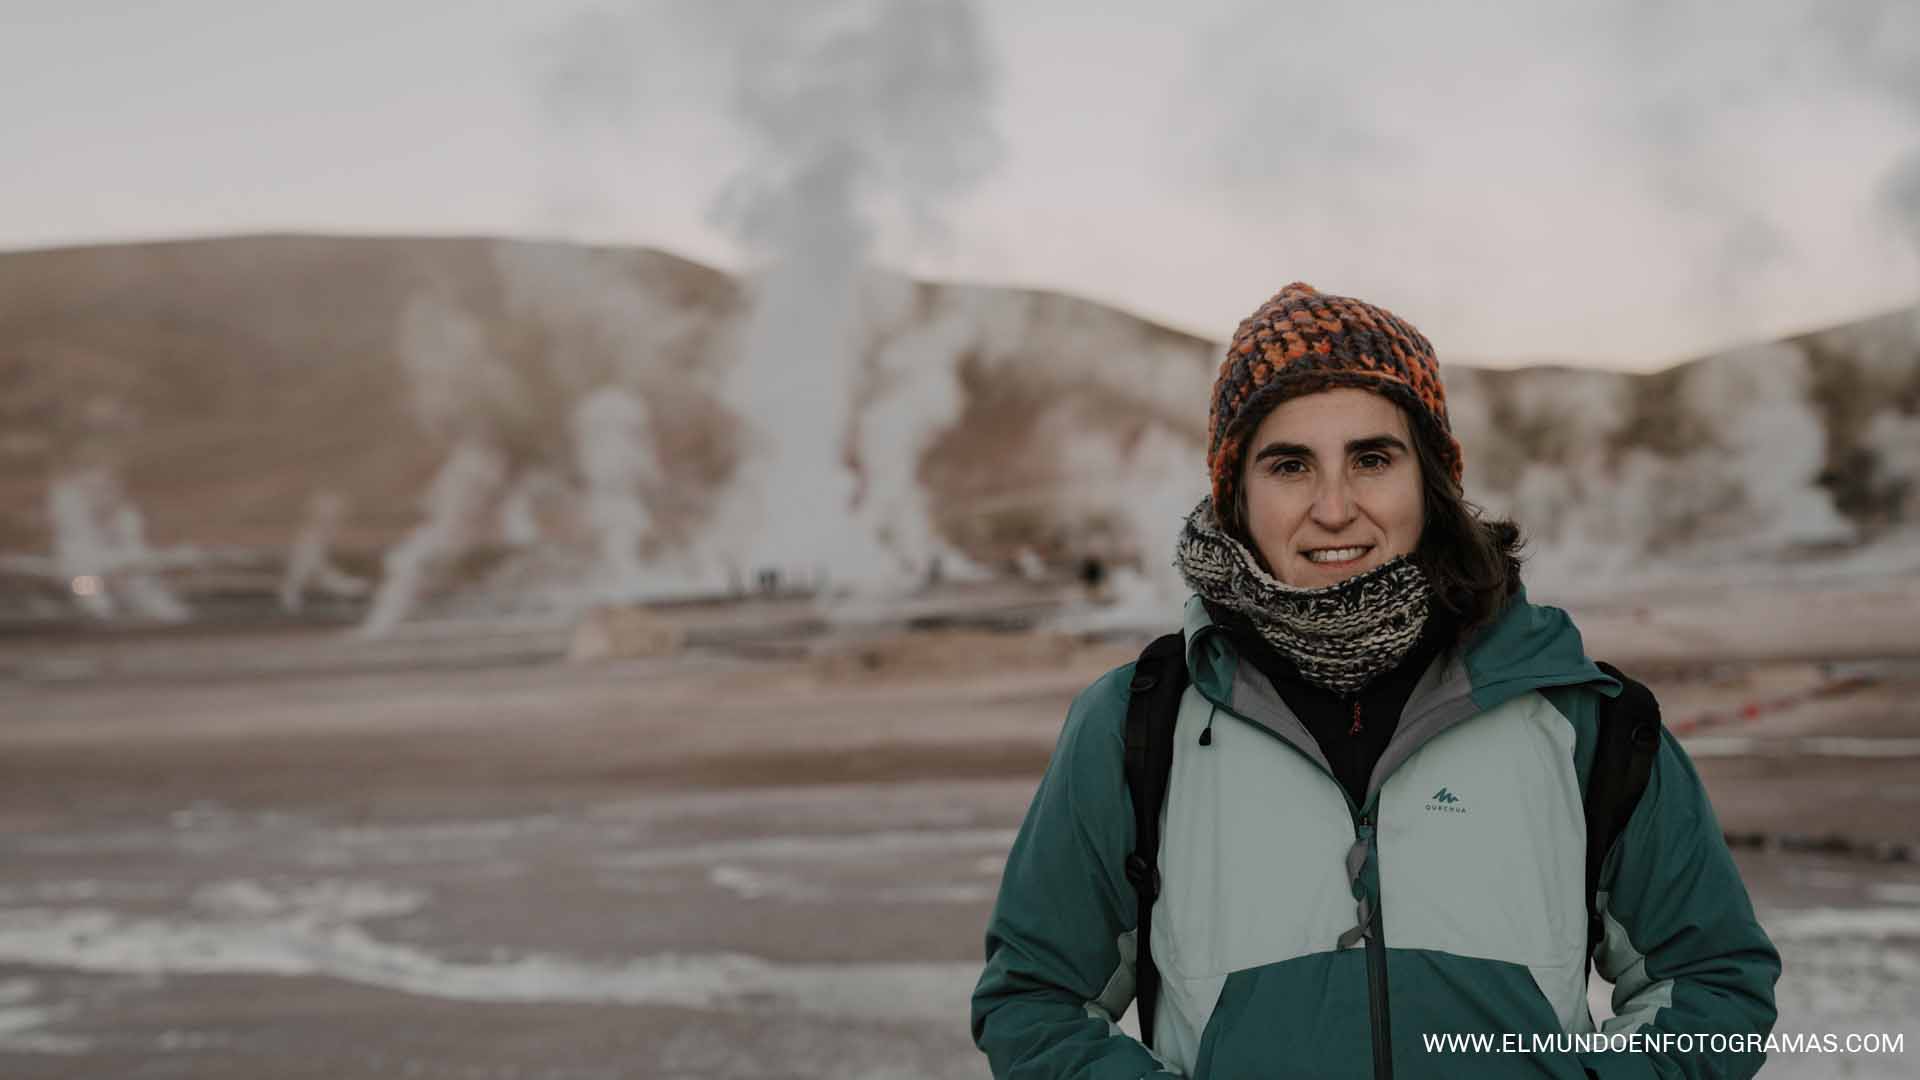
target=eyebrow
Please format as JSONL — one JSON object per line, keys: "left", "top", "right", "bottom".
{"left": 1251, "top": 434, "right": 1411, "bottom": 463}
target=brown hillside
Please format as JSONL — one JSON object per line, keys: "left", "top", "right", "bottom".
{"left": 0, "top": 235, "right": 743, "bottom": 559}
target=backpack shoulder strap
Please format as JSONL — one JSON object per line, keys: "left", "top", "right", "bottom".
{"left": 1122, "top": 631, "right": 1188, "bottom": 1051}
{"left": 1584, "top": 660, "right": 1662, "bottom": 977}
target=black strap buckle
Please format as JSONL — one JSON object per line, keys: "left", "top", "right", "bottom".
{"left": 1124, "top": 853, "right": 1160, "bottom": 898}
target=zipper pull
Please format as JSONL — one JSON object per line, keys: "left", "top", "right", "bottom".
{"left": 1348, "top": 698, "right": 1364, "bottom": 737}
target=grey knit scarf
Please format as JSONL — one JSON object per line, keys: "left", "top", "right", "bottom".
{"left": 1174, "top": 497, "right": 1433, "bottom": 695}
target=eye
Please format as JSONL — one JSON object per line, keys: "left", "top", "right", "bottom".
{"left": 1356, "top": 452, "right": 1391, "bottom": 471}
{"left": 1268, "top": 458, "right": 1307, "bottom": 476}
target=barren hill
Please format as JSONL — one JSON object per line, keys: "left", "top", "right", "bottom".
{"left": 0, "top": 235, "right": 739, "bottom": 556}
{"left": 2, "top": 235, "right": 1915, "bottom": 622}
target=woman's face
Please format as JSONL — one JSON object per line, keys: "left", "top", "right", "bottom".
{"left": 1239, "top": 387, "right": 1425, "bottom": 588}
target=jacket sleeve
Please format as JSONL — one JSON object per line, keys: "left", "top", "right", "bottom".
{"left": 1577, "top": 727, "right": 1782, "bottom": 1079}
{"left": 971, "top": 665, "right": 1183, "bottom": 1079}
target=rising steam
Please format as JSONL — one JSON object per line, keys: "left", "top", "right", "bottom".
{"left": 48, "top": 466, "right": 189, "bottom": 622}
{"left": 528, "top": 0, "right": 1000, "bottom": 593}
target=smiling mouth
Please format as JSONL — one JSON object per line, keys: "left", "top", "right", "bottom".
{"left": 1303, "top": 546, "right": 1373, "bottom": 565}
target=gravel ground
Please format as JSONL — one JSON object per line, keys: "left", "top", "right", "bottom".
{"left": 2, "top": 597, "right": 1916, "bottom": 1079}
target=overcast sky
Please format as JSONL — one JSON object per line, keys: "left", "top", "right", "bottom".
{"left": 5, "top": 1, "right": 1918, "bottom": 369}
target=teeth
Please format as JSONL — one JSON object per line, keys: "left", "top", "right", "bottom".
{"left": 1307, "top": 547, "right": 1369, "bottom": 563}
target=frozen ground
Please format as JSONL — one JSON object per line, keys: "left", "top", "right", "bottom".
{"left": 1, "top": 585, "right": 1917, "bottom": 1078}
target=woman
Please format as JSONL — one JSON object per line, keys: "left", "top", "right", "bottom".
{"left": 971, "top": 283, "right": 1779, "bottom": 1078}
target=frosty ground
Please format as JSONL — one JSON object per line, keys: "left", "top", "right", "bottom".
{"left": 2, "top": 582, "right": 1918, "bottom": 1079}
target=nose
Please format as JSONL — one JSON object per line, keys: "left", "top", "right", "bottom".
{"left": 1310, "top": 472, "right": 1356, "bottom": 530}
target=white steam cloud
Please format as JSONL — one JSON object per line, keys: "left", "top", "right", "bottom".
{"left": 47, "top": 466, "right": 188, "bottom": 622}
{"left": 571, "top": 385, "right": 658, "bottom": 589}
{"left": 1449, "top": 342, "right": 1868, "bottom": 597}
{"left": 849, "top": 273, "right": 988, "bottom": 581}
{"left": 695, "top": 0, "right": 999, "bottom": 587}
{"left": 370, "top": 236, "right": 730, "bottom": 629}
{"left": 531, "top": 0, "right": 1000, "bottom": 593}
{"left": 279, "top": 491, "right": 368, "bottom": 614}
{"left": 360, "top": 441, "right": 509, "bottom": 637}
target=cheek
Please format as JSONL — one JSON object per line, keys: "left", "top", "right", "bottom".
{"left": 1388, "top": 481, "right": 1426, "bottom": 540}
{"left": 1243, "top": 484, "right": 1288, "bottom": 528}
{"left": 1245, "top": 491, "right": 1307, "bottom": 553}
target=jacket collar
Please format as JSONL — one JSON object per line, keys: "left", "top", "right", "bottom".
{"left": 1180, "top": 583, "right": 1622, "bottom": 807}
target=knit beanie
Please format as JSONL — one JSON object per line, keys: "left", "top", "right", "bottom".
{"left": 1207, "top": 282, "right": 1464, "bottom": 533}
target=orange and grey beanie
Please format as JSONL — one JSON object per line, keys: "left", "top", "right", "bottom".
{"left": 1206, "top": 282, "right": 1465, "bottom": 531}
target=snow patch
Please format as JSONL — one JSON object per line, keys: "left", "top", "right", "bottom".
{"left": 605, "top": 828, "right": 1016, "bottom": 870}
{"left": 0, "top": 978, "right": 87, "bottom": 1054}
{"left": 1867, "top": 883, "right": 1920, "bottom": 905}
{"left": 1764, "top": 906, "right": 1920, "bottom": 941}
{"left": 191, "top": 879, "right": 427, "bottom": 923}
{"left": 0, "top": 906, "right": 972, "bottom": 1022}
{"left": 1682, "top": 736, "right": 1920, "bottom": 758}
{"left": 708, "top": 865, "right": 995, "bottom": 905}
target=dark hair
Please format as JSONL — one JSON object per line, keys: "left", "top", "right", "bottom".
{"left": 1405, "top": 424, "right": 1527, "bottom": 640}
{"left": 1230, "top": 398, "right": 1526, "bottom": 640}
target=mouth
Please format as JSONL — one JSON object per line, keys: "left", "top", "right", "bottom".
{"left": 1302, "top": 545, "right": 1374, "bottom": 567}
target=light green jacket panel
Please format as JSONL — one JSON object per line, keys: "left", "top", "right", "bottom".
{"left": 1152, "top": 645, "right": 1600, "bottom": 1072}
{"left": 1373, "top": 689, "right": 1594, "bottom": 1031}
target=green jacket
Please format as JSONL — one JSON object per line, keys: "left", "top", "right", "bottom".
{"left": 972, "top": 587, "right": 1780, "bottom": 1078}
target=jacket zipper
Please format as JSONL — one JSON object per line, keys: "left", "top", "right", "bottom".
{"left": 1349, "top": 694, "right": 1393, "bottom": 1080}
{"left": 1196, "top": 674, "right": 1398, "bottom": 1077}
{"left": 1358, "top": 805, "right": 1394, "bottom": 1080}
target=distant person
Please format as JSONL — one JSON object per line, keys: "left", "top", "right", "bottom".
{"left": 972, "top": 284, "right": 1779, "bottom": 1077}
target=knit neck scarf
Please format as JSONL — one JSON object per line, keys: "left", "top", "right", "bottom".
{"left": 1173, "top": 497, "right": 1433, "bottom": 695}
